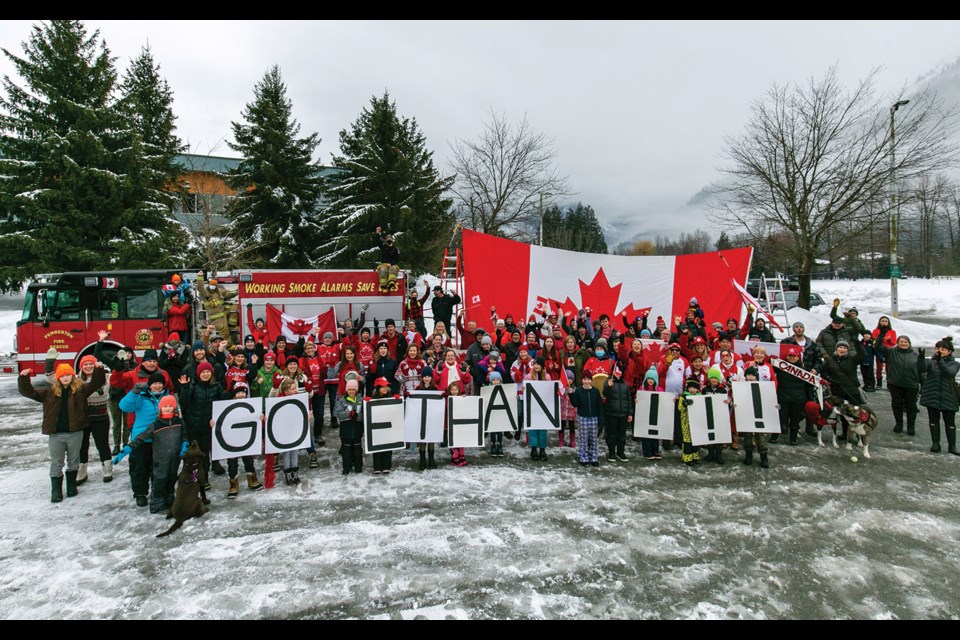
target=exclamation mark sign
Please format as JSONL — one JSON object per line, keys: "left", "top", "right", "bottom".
{"left": 752, "top": 383, "right": 765, "bottom": 430}
{"left": 648, "top": 393, "right": 659, "bottom": 437}
{"left": 705, "top": 397, "right": 716, "bottom": 442}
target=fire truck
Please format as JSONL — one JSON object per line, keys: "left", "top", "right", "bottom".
{"left": 15, "top": 269, "right": 405, "bottom": 375}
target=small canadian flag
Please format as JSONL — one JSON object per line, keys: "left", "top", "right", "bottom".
{"left": 101, "top": 277, "right": 118, "bottom": 289}
{"left": 471, "top": 294, "right": 481, "bottom": 304}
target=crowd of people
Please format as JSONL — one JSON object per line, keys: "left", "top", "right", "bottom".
{"left": 18, "top": 280, "right": 959, "bottom": 507}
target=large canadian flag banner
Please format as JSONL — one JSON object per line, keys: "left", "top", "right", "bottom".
{"left": 266, "top": 304, "right": 338, "bottom": 344}
{"left": 461, "top": 230, "right": 753, "bottom": 331}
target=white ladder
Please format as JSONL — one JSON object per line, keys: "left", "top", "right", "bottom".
{"left": 758, "top": 272, "right": 790, "bottom": 329}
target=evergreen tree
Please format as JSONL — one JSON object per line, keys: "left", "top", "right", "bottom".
{"left": 225, "top": 65, "right": 324, "bottom": 268}
{"left": 320, "top": 91, "right": 455, "bottom": 274}
{"left": 114, "top": 45, "right": 190, "bottom": 268}
{"left": 0, "top": 21, "right": 127, "bottom": 290}
{"left": 541, "top": 202, "right": 608, "bottom": 254}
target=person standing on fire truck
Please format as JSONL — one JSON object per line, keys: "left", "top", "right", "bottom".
{"left": 197, "top": 271, "right": 238, "bottom": 347}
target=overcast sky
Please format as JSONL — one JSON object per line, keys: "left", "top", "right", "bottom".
{"left": 2, "top": 20, "right": 960, "bottom": 242}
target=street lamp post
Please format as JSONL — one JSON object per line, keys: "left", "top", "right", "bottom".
{"left": 889, "top": 99, "right": 909, "bottom": 318}
{"left": 539, "top": 192, "right": 551, "bottom": 246}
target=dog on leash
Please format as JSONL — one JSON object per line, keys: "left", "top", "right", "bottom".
{"left": 157, "top": 441, "right": 210, "bottom": 538}
{"left": 804, "top": 397, "right": 878, "bottom": 459}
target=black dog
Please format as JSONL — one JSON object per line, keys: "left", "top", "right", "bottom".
{"left": 157, "top": 441, "right": 210, "bottom": 538}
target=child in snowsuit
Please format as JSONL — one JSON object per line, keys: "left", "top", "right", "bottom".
{"left": 559, "top": 368, "right": 578, "bottom": 449}
{"left": 114, "top": 395, "right": 187, "bottom": 514}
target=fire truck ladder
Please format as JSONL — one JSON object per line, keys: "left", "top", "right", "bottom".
{"left": 435, "top": 223, "right": 464, "bottom": 343}
{"left": 758, "top": 272, "right": 790, "bottom": 330}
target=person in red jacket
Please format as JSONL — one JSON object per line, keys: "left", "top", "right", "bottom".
{"left": 165, "top": 292, "right": 191, "bottom": 341}
{"left": 300, "top": 340, "right": 326, "bottom": 447}
{"left": 621, "top": 337, "right": 648, "bottom": 392}
{"left": 404, "top": 280, "right": 432, "bottom": 338}
{"left": 357, "top": 327, "right": 376, "bottom": 372}
{"left": 245, "top": 304, "right": 270, "bottom": 349}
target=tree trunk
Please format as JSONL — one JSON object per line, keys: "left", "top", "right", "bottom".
{"left": 798, "top": 252, "right": 814, "bottom": 310}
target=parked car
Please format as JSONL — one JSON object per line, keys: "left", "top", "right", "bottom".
{"left": 768, "top": 291, "right": 826, "bottom": 310}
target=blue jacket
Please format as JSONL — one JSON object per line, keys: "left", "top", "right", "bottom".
{"left": 119, "top": 388, "right": 170, "bottom": 442}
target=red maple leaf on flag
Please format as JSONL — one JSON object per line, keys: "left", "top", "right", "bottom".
{"left": 618, "top": 303, "right": 652, "bottom": 323}
{"left": 578, "top": 268, "right": 622, "bottom": 318}
{"left": 288, "top": 318, "right": 315, "bottom": 336}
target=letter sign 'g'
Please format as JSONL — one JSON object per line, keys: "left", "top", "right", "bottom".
{"left": 211, "top": 398, "right": 262, "bottom": 461}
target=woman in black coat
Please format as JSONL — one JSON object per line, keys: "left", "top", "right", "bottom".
{"left": 919, "top": 337, "right": 960, "bottom": 455}
{"left": 365, "top": 341, "right": 399, "bottom": 395}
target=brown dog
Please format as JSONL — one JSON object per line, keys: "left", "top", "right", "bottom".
{"left": 157, "top": 441, "right": 210, "bottom": 538}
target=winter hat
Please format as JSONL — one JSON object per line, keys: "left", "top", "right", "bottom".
{"left": 158, "top": 395, "right": 178, "bottom": 414}
{"left": 792, "top": 321, "right": 804, "bottom": 330}
{"left": 168, "top": 332, "right": 181, "bottom": 344}
{"left": 474, "top": 327, "right": 487, "bottom": 336}
{"left": 692, "top": 336, "right": 706, "bottom": 345}
{"left": 55, "top": 363, "right": 75, "bottom": 379}
{"left": 565, "top": 368, "right": 576, "bottom": 381}
{"left": 433, "top": 285, "right": 443, "bottom": 292}
{"left": 323, "top": 332, "right": 334, "bottom": 341}
{"left": 784, "top": 345, "right": 802, "bottom": 357}
{"left": 640, "top": 329, "right": 652, "bottom": 338}
{"left": 748, "top": 331, "right": 762, "bottom": 340}
{"left": 488, "top": 350, "right": 500, "bottom": 361}
{"left": 898, "top": 335, "right": 912, "bottom": 347}
{"left": 171, "top": 274, "right": 182, "bottom": 284}
{"left": 244, "top": 334, "right": 255, "bottom": 343}
{"left": 264, "top": 350, "right": 276, "bottom": 361}
{"left": 643, "top": 366, "right": 659, "bottom": 386}
{"left": 377, "top": 339, "right": 389, "bottom": 349}
{"left": 835, "top": 339, "right": 850, "bottom": 350}
{"left": 707, "top": 366, "right": 723, "bottom": 382}
{"left": 684, "top": 377, "right": 701, "bottom": 390}
{"left": 743, "top": 366, "right": 759, "bottom": 378}
{"left": 385, "top": 318, "right": 396, "bottom": 328}
{"left": 846, "top": 307, "right": 859, "bottom": 316}
{"left": 518, "top": 344, "right": 530, "bottom": 354}
{"left": 595, "top": 338, "right": 608, "bottom": 348}
{"left": 196, "top": 362, "right": 214, "bottom": 377}
{"left": 689, "top": 297, "right": 698, "bottom": 305}
{"left": 711, "top": 322, "right": 723, "bottom": 331}
{"left": 148, "top": 371, "right": 166, "bottom": 386}
{"left": 142, "top": 349, "right": 159, "bottom": 362}
{"left": 79, "top": 355, "right": 98, "bottom": 369}
{"left": 656, "top": 316, "right": 665, "bottom": 325}
{"left": 192, "top": 340, "right": 207, "bottom": 352}
{"left": 360, "top": 327, "right": 371, "bottom": 336}
{"left": 210, "top": 333, "right": 222, "bottom": 342}
{"left": 528, "top": 314, "right": 536, "bottom": 322}
{"left": 668, "top": 342, "right": 681, "bottom": 351}
{"left": 345, "top": 379, "right": 360, "bottom": 393}
{"left": 231, "top": 381, "right": 249, "bottom": 396}
{"left": 481, "top": 335, "right": 493, "bottom": 346}
{"left": 488, "top": 371, "right": 503, "bottom": 383}
{"left": 374, "top": 376, "right": 390, "bottom": 388}
{"left": 420, "top": 365, "right": 434, "bottom": 379}
{"left": 534, "top": 356, "right": 546, "bottom": 366}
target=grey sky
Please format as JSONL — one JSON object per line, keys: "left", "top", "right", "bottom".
{"left": 2, "top": 20, "right": 959, "bottom": 242}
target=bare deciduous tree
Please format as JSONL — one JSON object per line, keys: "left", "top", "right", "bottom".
{"left": 711, "top": 65, "right": 958, "bottom": 308}
{"left": 449, "top": 110, "right": 572, "bottom": 240}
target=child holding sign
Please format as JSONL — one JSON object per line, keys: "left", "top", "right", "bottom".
{"left": 526, "top": 359, "right": 551, "bottom": 462}
{"left": 415, "top": 366, "right": 440, "bottom": 469}
{"left": 334, "top": 379, "right": 365, "bottom": 475}
{"left": 446, "top": 380, "right": 468, "bottom": 467}
{"left": 225, "top": 382, "right": 263, "bottom": 497}
{"left": 275, "top": 378, "right": 305, "bottom": 485}
{"left": 370, "top": 377, "right": 397, "bottom": 474}
{"left": 676, "top": 377, "right": 702, "bottom": 466}
{"left": 738, "top": 367, "right": 771, "bottom": 468}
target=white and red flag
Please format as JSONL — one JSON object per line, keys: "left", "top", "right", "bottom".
{"left": 266, "top": 304, "right": 337, "bottom": 344}
{"left": 461, "top": 229, "right": 753, "bottom": 333}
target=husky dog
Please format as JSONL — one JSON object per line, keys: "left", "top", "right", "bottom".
{"left": 804, "top": 397, "right": 878, "bottom": 459}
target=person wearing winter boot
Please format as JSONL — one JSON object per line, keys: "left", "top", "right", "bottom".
{"left": 701, "top": 367, "right": 730, "bottom": 464}
{"left": 820, "top": 338, "right": 865, "bottom": 442}
{"left": 46, "top": 342, "right": 113, "bottom": 485}
{"left": 178, "top": 361, "right": 228, "bottom": 489}
{"left": 484, "top": 370, "right": 507, "bottom": 458}
{"left": 414, "top": 367, "right": 441, "bottom": 467}
{"left": 369, "top": 377, "right": 398, "bottom": 472}
{"left": 113, "top": 395, "right": 188, "bottom": 513}
{"left": 775, "top": 346, "right": 811, "bottom": 446}
{"left": 603, "top": 362, "right": 633, "bottom": 463}
{"left": 920, "top": 337, "right": 960, "bottom": 455}
{"left": 19, "top": 361, "right": 107, "bottom": 503}
{"left": 676, "top": 377, "right": 703, "bottom": 466}
{"left": 876, "top": 335, "right": 922, "bottom": 435}
{"left": 737, "top": 367, "right": 770, "bottom": 468}
{"left": 559, "top": 368, "right": 578, "bottom": 449}
{"left": 274, "top": 378, "right": 306, "bottom": 484}
{"left": 871, "top": 316, "right": 897, "bottom": 390}
{"left": 119, "top": 371, "right": 174, "bottom": 506}
{"left": 637, "top": 367, "right": 664, "bottom": 460}
{"left": 375, "top": 226, "right": 401, "bottom": 292}
{"left": 224, "top": 383, "right": 263, "bottom": 497}
{"left": 525, "top": 358, "right": 552, "bottom": 462}
{"left": 335, "top": 378, "right": 365, "bottom": 475}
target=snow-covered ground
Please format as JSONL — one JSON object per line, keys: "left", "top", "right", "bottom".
{"left": 1, "top": 278, "right": 959, "bottom": 620}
